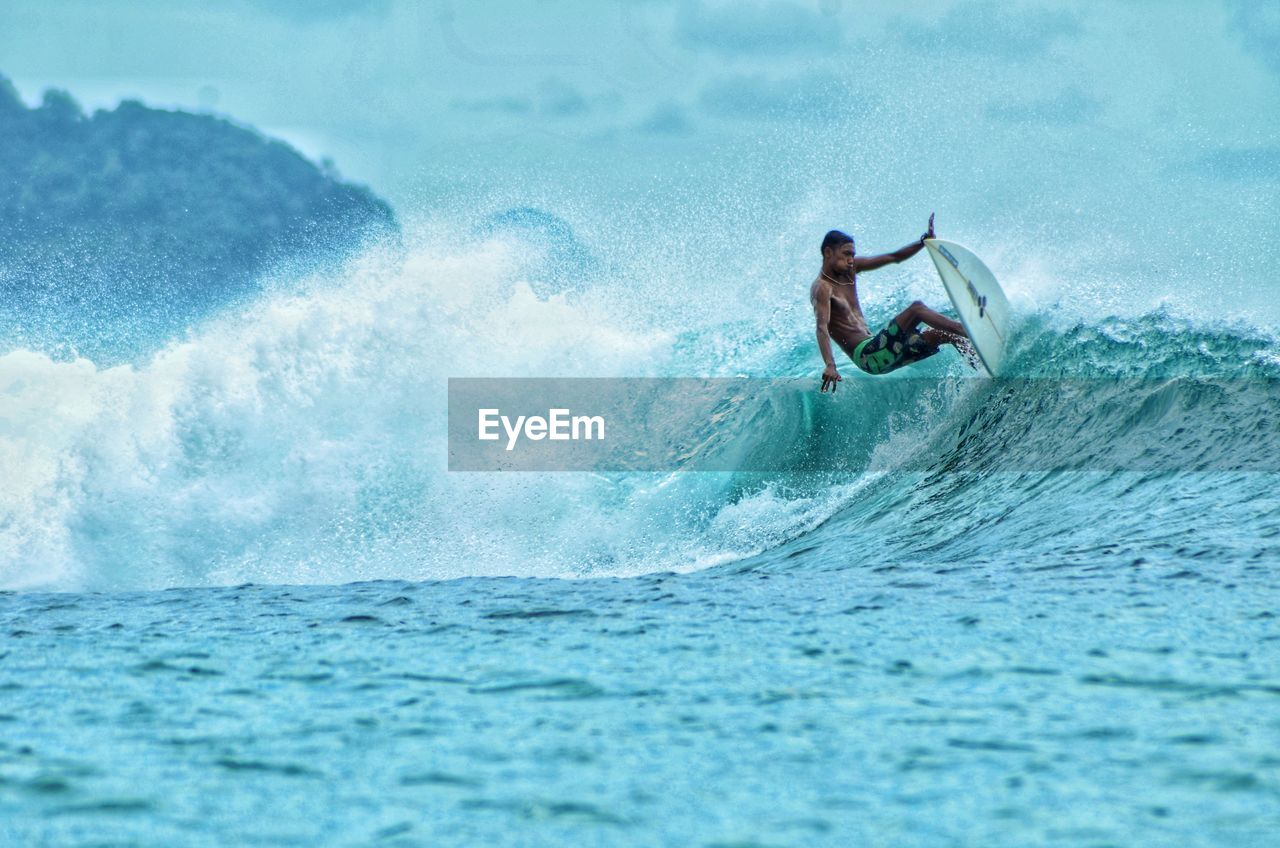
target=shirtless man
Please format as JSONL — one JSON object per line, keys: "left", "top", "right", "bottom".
{"left": 811, "top": 214, "right": 972, "bottom": 392}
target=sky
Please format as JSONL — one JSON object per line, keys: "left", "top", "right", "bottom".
{"left": 3, "top": 0, "right": 1278, "bottom": 319}
{"left": 3, "top": 1, "right": 1276, "bottom": 196}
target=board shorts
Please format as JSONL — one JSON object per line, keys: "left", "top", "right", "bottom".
{"left": 851, "top": 319, "right": 940, "bottom": 375}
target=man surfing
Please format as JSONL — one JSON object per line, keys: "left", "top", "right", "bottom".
{"left": 811, "top": 214, "right": 973, "bottom": 392}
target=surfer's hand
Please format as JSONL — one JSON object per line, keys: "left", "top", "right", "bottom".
{"left": 821, "top": 365, "right": 841, "bottom": 393}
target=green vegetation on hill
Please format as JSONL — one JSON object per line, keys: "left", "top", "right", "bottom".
{"left": 0, "top": 75, "right": 397, "bottom": 360}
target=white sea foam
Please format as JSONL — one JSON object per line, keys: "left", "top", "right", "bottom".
{"left": 4, "top": 205, "right": 1275, "bottom": 592}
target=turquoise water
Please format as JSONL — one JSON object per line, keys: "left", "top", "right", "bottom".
{"left": 3, "top": 204, "right": 1280, "bottom": 845}
{"left": 3, "top": 207, "right": 1280, "bottom": 844}
{"left": 4, "top": 1, "right": 1280, "bottom": 840}
{"left": 3, "top": 304, "right": 1280, "bottom": 844}
{"left": 3, "top": 544, "right": 1277, "bottom": 846}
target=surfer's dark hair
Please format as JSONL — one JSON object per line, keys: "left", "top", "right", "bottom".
{"left": 821, "top": 230, "right": 853, "bottom": 254}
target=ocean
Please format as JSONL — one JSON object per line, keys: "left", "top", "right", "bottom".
{"left": 4, "top": 1, "right": 1280, "bottom": 840}
{"left": 2, "top": 217, "right": 1278, "bottom": 845}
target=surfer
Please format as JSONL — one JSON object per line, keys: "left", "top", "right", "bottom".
{"left": 811, "top": 214, "right": 973, "bottom": 392}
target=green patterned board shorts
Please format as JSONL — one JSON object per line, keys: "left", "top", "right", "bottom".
{"left": 852, "top": 319, "right": 940, "bottom": 375}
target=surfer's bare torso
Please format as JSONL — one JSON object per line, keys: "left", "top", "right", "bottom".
{"left": 810, "top": 273, "right": 869, "bottom": 360}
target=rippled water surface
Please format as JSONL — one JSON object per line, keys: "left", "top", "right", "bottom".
{"left": 3, "top": 537, "right": 1277, "bottom": 846}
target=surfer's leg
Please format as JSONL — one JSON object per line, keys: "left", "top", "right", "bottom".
{"left": 923, "top": 328, "right": 979, "bottom": 369}
{"left": 860, "top": 315, "right": 959, "bottom": 375}
{"left": 922, "top": 328, "right": 967, "bottom": 349}
{"left": 895, "top": 301, "right": 965, "bottom": 338}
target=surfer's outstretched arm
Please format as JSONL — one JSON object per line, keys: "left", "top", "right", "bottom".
{"left": 852, "top": 240, "right": 924, "bottom": 272}
{"left": 852, "top": 213, "right": 935, "bottom": 273}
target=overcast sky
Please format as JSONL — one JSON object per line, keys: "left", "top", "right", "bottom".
{"left": 3, "top": 1, "right": 1276, "bottom": 205}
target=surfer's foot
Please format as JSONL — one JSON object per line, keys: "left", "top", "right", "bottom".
{"left": 926, "top": 328, "right": 979, "bottom": 369}
{"left": 952, "top": 338, "right": 980, "bottom": 370}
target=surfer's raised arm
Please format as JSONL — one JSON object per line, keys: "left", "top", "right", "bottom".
{"left": 852, "top": 213, "right": 936, "bottom": 273}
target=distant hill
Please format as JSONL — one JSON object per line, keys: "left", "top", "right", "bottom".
{"left": 0, "top": 75, "right": 398, "bottom": 361}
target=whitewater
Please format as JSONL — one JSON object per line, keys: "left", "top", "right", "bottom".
{"left": 2, "top": 207, "right": 1277, "bottom": 592}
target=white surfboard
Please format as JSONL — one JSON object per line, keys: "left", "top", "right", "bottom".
{"left": 924, "top": 238, "right": 1010, "bottom": 377}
